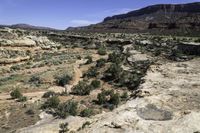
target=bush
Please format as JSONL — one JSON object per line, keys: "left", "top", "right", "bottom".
{"left": 10, "top": 89, "right": 22, "bottom": 99}
{"left": 29, "top": 75, "right": 42, "bottom": 86}
{"left": 72, "top": 81, "right": 92, "bottom": 95}
{"left": 109, "top": 93, "right": 120, "bottom": 106}
{"left": 42, "top": 96, "right": 60, "bottom": 109}
{"left": 80, "top": 108, "right": 94, "bottom": 117}
{"left": 97, "top": 91, "right": 107, "bottom": 105}
{"left": 56, "top": 100, "right": 78, "bottom": 118}
{"left": 98, "top": 46, "right": 107, "bottom": 55}
{"left": 42, "top": 91, "right": 56, "bottom": 98}
{"left": 56, "top": 74, "right": 72, "bottom": 87}
{"left": 108, "top": 52, "right": 124, "bottom": 64}
{"left": 90, "top": 80, "right": 101, "bottom": 89}
{"left": 96, "top": 58, "right": 106, "bottom": 67}
{"left": 121, "top": 92, "right": 128, "bottom": 101}
{"left": 18, "top": 96, "right": 27, "bottom": 102}
{"left": 85, "top": 56, "right": 93, "bottom": 64}
{"left": 84, "top": 67, "right": 99, "bottom": 78}
{"left": 104, "top": 63, "right": 122, "bottom": 81}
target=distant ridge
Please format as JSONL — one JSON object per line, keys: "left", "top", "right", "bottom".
{"left": 0, "top": 23, "right": 57, "bottom": 30}
{"left": 67, "top": 2, "right": 200, "bottom": 35}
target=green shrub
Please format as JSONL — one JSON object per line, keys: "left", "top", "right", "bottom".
{"left": 104, "top": 63, "right": 122, "bottom": 81}
{"left": 97, "top": 91, "right": 107, "bottom": 105}
{"left": 80, "top": 108, "right": 94, "bottom": 117}
{"left": 42, "top": 91, "right": 56, "bottom": 98}
{"left": 56, "top": 100, "right": 78, "bottom": 118}
{"left": 29, "top": 75, "right": 42, "bottom": 85}
{"left": 72, "top": 81, "right": 92, "bottom": 95}
{"left": 121, "top": 92, "right": 128, "bottom": 101}
{"left": 96, "top": 58, "right": 106, "bottom": 67}
{"left": 84, "top": 67, "right": 99, "bottom": 78}
{"left": 18, "top": 96, "right": 27, "bottom": 102}
{"left": 90, "top": 80, "right": 101, "bottom": 89}
{"left": 98, "top": 46, "right": 107, "bottom": 55}
{"left": 42, "top": 96, "right": 60, "bottom": 109}
{"left": 108, "top": 52, "right": 124, "bottom": 64}
{"left": 10, "top": 89, "right": 22, "bottom": 99}
{"left": 85, "top": 56, "right": 93, "bottom": 64}
{"left": 109, "top": 93, "right": 120, "bottom": 106}
{"left": 56, "top": 74, "right": 72, "bottom": 87}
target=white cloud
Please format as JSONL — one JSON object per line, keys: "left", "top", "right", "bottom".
{"left": 69, "top": 20, "right": 99, "bottom": 27}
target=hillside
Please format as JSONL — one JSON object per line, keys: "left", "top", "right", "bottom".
{"left": 68, "top": 2, "right": 200, "bottom": 35}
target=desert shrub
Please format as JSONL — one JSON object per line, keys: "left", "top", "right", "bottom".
{"left": 18, "top": 96, "right": 27, "bottom": 102}
{"left": 108, "top": 52, "right": 124, "bottom": 64}
{"left": 109, "top": 93, "right": 120, "bottom": 106}
{"left": 121, "top": 92, "right": 128, "bottom": 101}
{"left": 104, "top": 63, "right": 123, "bottom": 81}
{"left": 96, "top": 58, "right": 106, "bottom": 67}
{"left": 59, "top": 122, "right": 69, "bottom": 133}
{"left": 97, "top": 91, "right": 107, "bottom": 105}
{"left": 98, "top": 46, "right": 107, "bottom": 55}
{"left": 72, "top": 81, "right": 92, "bottom": 95}
{"left": 80, "top": 108, "right": 94, "bottom": 117}
{"left": 90, "top": 80, "right": 101, "bottom": 89}
{"left": 84, "top": 67, "right": 99, "bottom": 78}
{"left": 85, "top": 56, "right": 93, "bottom": 64}
{"left": 42, "top": 91, "right": 56, "bottom": 98}
{"left": 56, "top": 100, "right": 78, "bottom": 118}
{"left": 42, "top": 96, "right": 60, "bottom": 109}
{"left": 29, "top": 75, "right": 42, "bottom": 86}
{"left": 56, "top": 74, "right": 72, "bottom": 87}
{"left": 10, "top": 89, "right": 22, "bottom": 99}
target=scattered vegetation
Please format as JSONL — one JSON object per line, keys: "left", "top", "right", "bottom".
{"left": 10, "top": 89, "right": 27, "bottom": 102}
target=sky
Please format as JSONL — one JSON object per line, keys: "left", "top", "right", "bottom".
{"left": 0, "top": 0, "right": 199, "bottom": 29}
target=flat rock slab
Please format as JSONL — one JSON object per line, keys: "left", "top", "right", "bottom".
{"left": 137, "top": 104, "right": 173, "bottom": 121}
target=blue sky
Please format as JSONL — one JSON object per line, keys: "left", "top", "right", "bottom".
{"left": 0, "top": 0, "right": 199, "bottom": 29}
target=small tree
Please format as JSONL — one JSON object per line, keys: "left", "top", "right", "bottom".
{"left": 10, "top": 89, "right": 22, "bottom": 99}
